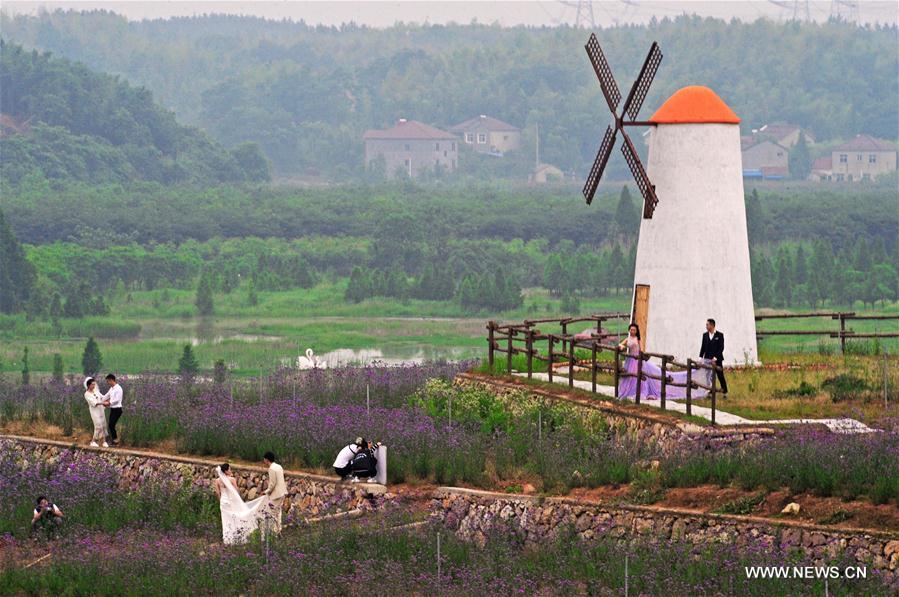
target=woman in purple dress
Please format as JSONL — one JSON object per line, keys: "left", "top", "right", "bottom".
{"left": 616, "top": 323, "right": 710, "bottom": 400}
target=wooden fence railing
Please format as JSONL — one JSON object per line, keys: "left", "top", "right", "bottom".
{"left": 755, "top": 312, "right": 899, "bottom": 353}
{"left": 486, "top": 318, "right": 724, "bottom": 423}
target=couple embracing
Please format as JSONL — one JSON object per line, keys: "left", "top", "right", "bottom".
{"left": 83, "top": 374, "right": 123, "bottom": 447}
{"left": 213, "top": 451, "right": 287, "bottom": 544}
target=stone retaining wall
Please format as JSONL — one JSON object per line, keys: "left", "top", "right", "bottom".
{"left": 455, "top": 373, "right": 775, "bottom": 454}
{"left": 432, "top": 487, "right": 899, "bottom": 578}
{"left": 2, "top": 435, "right": 387, "bottom": 522}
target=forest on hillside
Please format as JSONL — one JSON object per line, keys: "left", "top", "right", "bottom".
{"left": 1, "top": 182, "right": 896, "bottom": 317}
{"left": 1, "top": 11, "right": 896, "bottom": 178}
{"left": 0, "top": 40, "right": 270, "bottom": 185}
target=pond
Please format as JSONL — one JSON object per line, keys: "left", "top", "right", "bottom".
{"left": 281, "top": 346, "right": 477, "bottom": 367}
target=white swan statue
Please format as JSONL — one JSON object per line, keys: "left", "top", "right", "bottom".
{"left": 297, "top": 348, "right": 328, "bottom": 369}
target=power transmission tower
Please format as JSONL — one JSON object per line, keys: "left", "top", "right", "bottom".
{"left": 768, "top": 1, "right": 812, "bottom": 22}
{"left": 558, "top": 1, "right": 596, "bottom": 28}
{"left": 830, "top": 0, "right": 860, "bottom": 22}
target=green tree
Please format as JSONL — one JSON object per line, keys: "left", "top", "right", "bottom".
{"left": 52, "top": 353, "right": 64, "bottom": 383}
{"left": 178, "top": 344, "right": 200, "bottom": 379}
{"left": 868, "top": 264, "right": 897, "bottom": 307}
{"left": 195, "top": 272, "right": 214, "bottom": 316}
{"left": 230, "top": 142, "right": 271, "bottom": 182}
{"left": 745, "top": 189, "right": 765, "bottom": 245}
{"left": 794, "top": 245, "right": 808, "bottom": 285}
{"left": 63, "top": 283, "right": 87, "bottom": 318}
{"left": 21, "top": 347, "right": 30, "bottom": 386}
{"left": 345, "top": 266, "right": 369, "bottom": 303}
{"left": 789, "top": 132, "right": 811, "bottom": 180}
{"left": 613, "top": 185, "right": 639, "bottom": 235}
{"left": 456, "top": 274, "right": 477, "bottom": 311}
{"left": 247, "top": 278, "right": 259, "bottom": 307}
{"left": 775, "top": 250, "right": 793, "bottom": 307}
{"left": 543, "top": 254, "right": 565, "bottom": 296}
{"left": 0, "top": 209, "right": 37, "bottom": 313}
{"left": 81, "top": 336, "right": 103, "bottom": 376}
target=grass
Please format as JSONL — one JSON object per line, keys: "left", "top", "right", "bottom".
{"left": 690, "top": 354, "right": 898, "bottom": 424}
{"left": 1, "top": 282, "right": 896, "bottom": 382}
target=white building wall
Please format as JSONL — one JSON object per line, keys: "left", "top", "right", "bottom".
{"left": 634, "top": 123, "right": 758, "bottom": 365}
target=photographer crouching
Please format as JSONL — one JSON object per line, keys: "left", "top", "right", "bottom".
{"left": 31, "top": 496, "right": 64, "bottom": 539}
{"left": 333, "top": 438, "right": 381, "bottom": 482}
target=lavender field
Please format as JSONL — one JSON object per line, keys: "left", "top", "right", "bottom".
{"left": 2, "top": 364, "right": 899, "bottom": 505}
{"left": 2, "top": 449, "right": 896, "bottom": 596}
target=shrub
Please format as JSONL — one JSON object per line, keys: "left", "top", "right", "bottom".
{"left": 774, "top": 380, "right": 817, "bottom": 398}
{"left": 821, "top": 374, "right": 868, "bottom": 402}
{"left": 715, "top": 492, "right": 765, "bottom": 515}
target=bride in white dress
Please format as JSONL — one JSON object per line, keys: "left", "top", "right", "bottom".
{"left": 214, "top": 464, "right": 268, "bottom": 544}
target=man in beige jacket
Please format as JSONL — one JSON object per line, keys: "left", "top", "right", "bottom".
{"left": 262, "top": 451, "right": 287, "bottom": 535}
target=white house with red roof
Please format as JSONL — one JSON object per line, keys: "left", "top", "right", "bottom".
{"left": 449, "top": 115, "right": 521, "bottom": 156}
{"left": 363, "top": 119, "right": 458, "bottom": 179}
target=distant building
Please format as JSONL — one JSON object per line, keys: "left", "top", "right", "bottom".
{"left": 824, "top": 135, "right": 897, "bottom": 182}
{"left": 741, "top": 139, "right": 789, "bottom": 179}
{"left": 530, "top": 163, "right": 564, "bottom": 184}
{"left": 747, "top": 122, "right": 815, "bottom": 148}
{"left": 363, "top": 119, "right": 458, "bottom": 179}
{"left": 809, "top": 156, "right": 834, "bottom": 181}
{"left": 449, "top": 115, "right": 521, "bottom": 155}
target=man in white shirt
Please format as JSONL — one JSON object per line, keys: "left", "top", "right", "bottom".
{"left": 333, "top": 437, "right": 363, "bottom": 480}
{"left": 104, "top": 374, "right": 124, "bottom": 445}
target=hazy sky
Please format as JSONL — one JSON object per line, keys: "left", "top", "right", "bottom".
{"left": 3, "top": 1, "right": 897, "bottom": 28}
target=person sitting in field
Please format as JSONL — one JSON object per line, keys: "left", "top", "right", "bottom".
{"left": 333, "top": 437, "right": 364, "bottom": 480}
{"left": 31, "top": 496, "right": 63, "bottom": 539}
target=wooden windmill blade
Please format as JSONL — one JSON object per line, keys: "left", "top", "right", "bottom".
{"left": 584, "top": 33, "right": 621, "bottom": 115}
{"left": 621, "top": 42, "right": 663, "bottom": 122}
{"left": 582, "top": 33, "right": 662, "bottom": 216}
{"left": 620, "top": 132, "right": 659, "bottom": 218}
{"left": 582, "top": 125, "right": 616, "bottom": 205}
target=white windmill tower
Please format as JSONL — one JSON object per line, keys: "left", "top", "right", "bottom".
{"left": 582, "top": 34, "right": 758, "bottom": 365}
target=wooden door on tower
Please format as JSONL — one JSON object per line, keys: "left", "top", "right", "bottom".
{"left": 632, "top": 285, "right": 650, "bottom": 350}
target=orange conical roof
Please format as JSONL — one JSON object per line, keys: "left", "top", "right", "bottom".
{"left": 649, "top": 86, "right": 740, "bottom": 124}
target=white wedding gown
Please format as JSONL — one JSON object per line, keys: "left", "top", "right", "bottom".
{"left": 217, "top": 467, "right": 268, "bottom": 544}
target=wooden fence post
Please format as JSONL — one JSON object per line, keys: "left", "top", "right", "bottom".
{"left": 613, "top": 346, "right": 620, "bottom": 399}
{"left": 506, "top": 330, "right": 513, "bottom": 374}
{"left": 839, "top": 313, "right": 847, "bottom": 354}
{"left": 547, "top": 335, "right": 554, "bottom": 383}
{"left": 487, "top": 321, "right": 495, "bottom": 369}
{"left": 660, "top": 356, "right": 668, "bottom": 411}
{"left": 526, "top": 329, "right": 534, "bottom": 379}
{"left": 635, "top": 352, "right": 643, "bottom": 405}
{"left": 568, "top": 337, "right": 575, "bottom": 389}
{"left": 561, "top": 321, "right": 568, "bottom": 356}
{"left": 591, "top": 342, "right": 597, "bottom": 394}
{"left": 686, "top": 359, "right": 693, "bottom": 417}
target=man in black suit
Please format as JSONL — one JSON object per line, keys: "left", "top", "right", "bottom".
{"left": 699, "top": 318, "right": 728, "bottom": 394}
